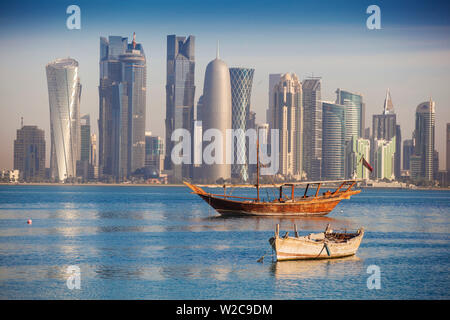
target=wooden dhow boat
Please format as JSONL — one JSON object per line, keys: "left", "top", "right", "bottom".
{"left": 184, "top": 135, "right": 361, "bottom": 217}
{"left": 183, "top": 179, "right": 361, "bottom": 217}
{"left": 269, "top": 224, "right": 364, "bottom": 261}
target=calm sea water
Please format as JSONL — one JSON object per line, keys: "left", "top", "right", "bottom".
{"left": 0, "top": 185, "right": 449, "bottom": 299}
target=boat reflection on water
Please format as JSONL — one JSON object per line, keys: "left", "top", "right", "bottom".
{"left": 205, "top": 215, "right": 356, "bottom": 232}
{"left": 270, "top": 255, "right": 364, "bottom": 280}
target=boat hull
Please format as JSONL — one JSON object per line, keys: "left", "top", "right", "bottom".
{"left": 270, "top": 229, "right": 364, "bottom": 261}
{"left": 198, "top": 192, "right": 359, "bottom": 217}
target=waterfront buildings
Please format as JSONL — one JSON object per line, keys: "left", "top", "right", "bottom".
{"left": 266, "top": 74, "right": 282, "bottom": 134}
{"left": 98, "top": 34, "right": 147, "bottom": 181}
{"left": 46, "top": 58, "right": 81, "bottom": 182}
{"left": 372, "top": 137, "right": 396, "bottom": 180}
{"left": 76, "top": 114, "right": 97, "bottom": 181}
{"left": 0, "top": 169, "right": 20, "bottom": 182}
{"left": 198, "top": 50, "right": 232, "bottom": 183}
{"left": 80, "top": 115, "right": 91, "bottom": 162}
{"left": 321, "top": 102, "right": 345, "bottom": 180}
{"left": 447, "top": 123, "right": 450, "bottom": 173}
{"left": 336, "top": 88, "right": 364, "bottom": 142}
{"left": 346, "top": 137, "right": 371, "bottom": 180}
{"left": 165, "top": 35, "right": 195, "bottom": 181}
{"left": 411, "top": 99, "right": 435, "bottom": 182}
{"left": 302, "top": 78, "right": 322, "bottom": 180}
{"left": 145, "top": 132, "right": 164, "bottom": 175}
{"left": 229, "top": 67, "right": 255, "bottom": 182}
{"left": 13, "top": 125, "right": 46, "bottom": 182}
{"left": 371, "top": 89, "right": 401, "bottom": 180}
{"left": 272, "top": 73, "right": 302, "bottom": 177}
{"left": 403, "top": 139, "right": 414, "bottom": 171}
{"left": 335, "top": 88, "right": 365, "bottom": 179}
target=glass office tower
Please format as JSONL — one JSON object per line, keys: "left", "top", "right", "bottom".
{"left": 46, "top": 58, "right": 81, "bottom": 182}
{"left": 322, "top": 102, "right": 345, "bottom": 180}
{"left": 229, "top": 67, "right": 254, "bottom": 182}
{"left": 98, "top": 34, "right": 146, "bottom": 181}
{"left": 303, "top": 78, "right": 322, "bottom": 180}
{"left": 413, "top": 99, "right": 435, "bottom": 182}
{"left": 165, "top": 35, "right": 195, "bottom": 181}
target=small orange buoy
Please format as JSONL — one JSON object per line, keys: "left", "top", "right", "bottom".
{"left": 27, "top": 219, "right": 32, "bottom": 225}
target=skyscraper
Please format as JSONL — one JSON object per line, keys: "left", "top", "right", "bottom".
{"left": 266, "top": 73, "right": 282, "bottom": 132}
{"left": 373, "top": 89, "right": 397, "bottom": 140}
{"left": 77, "top": 114, "right": 92, "bottom": 181}
{"left": 446, "top": 123, "right": 450, "bottom": 173}
{"left": 80, "top": 115, "right": 91, "bottom": 162}
{"left": 302, "top": 78, "right": 322, "bottom": 180}
{"left": 121, "top": 34, "right": 147, "bottom": 175}
{"left": 98, "top": 34, "right": 147, "bottom": 181}
{"left": 272, "top": 73, "right": 302, "bottom": 177}
{"left": 412, "top": 99, "right": 435, "bottom": 182}
{"left": 46, "top": 58, "right": 81, "bottom": 182}
{"left": 371, "top": 89, "right": 401, "bottom": 179}
{"left": 165, "top": 35, "right": 195, "bottom": 180}
{"left": 395, "top": 124, "right": 402, "bottom": 178}
{"left": 322, "top": 102, "right": 345, "bottom": 180}
{"left": 403, "top": 139, "right": 414, "bottom": 171}
{"left": 346, "top": 136, "right": 371, "bottom": 180}
{"left": 99, "top": 36, "right": 127, "bottom": 180}
{"left": 373, "top": 137, "right": 396, "bottom": 180}
{"left": 336, "top": 88, "right": 364, "bottom": 142}
{"left": 13, "top": 125, "right": 46, "bottom": 182}
{"left": 229, "top": 67, "right": 254, "bottom": 182}
{"left": 199, "top": 49, "right": 232, "bottom": 183}
{"left": 145, "top": 132, "right": 164, "bottom": 174}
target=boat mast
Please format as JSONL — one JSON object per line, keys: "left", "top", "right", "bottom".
{"left": 256, "top": 130, "right": 260, "bottom": 202}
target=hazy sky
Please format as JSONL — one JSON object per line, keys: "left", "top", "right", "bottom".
{"left": 1, "top": 0, "right": 449, "bottom": 169}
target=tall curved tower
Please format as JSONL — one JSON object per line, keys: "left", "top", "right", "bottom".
{"left": 46, "top": 58, "right": 81, "bottom": 181}
{"left": 201, "top": 53, "right": 232, "bottom": 183}
{"left": 413, "top": 99, "right": 435, "bottom": 181}
{"left": 229, "top": 67, "right": 254, "bottom": 182}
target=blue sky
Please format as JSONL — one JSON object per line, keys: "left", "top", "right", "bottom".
{"left": 1, "top": 0, "right": 449, "bottom": 169}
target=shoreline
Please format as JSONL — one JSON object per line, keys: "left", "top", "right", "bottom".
{"left": 0, "top": 182, "right": 448, "bottom": 191}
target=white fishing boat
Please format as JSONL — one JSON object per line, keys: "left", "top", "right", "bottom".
{"left": 269, "top": 224, "right": 364, "bottom": 261}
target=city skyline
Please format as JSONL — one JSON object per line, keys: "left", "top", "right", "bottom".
{"left": 1, "top": 1, "right": 450, "bottom": 171}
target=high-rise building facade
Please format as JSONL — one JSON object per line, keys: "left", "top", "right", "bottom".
{"left": 198, "top": 51, "right": 232, "bottom": 183}
{"left": 145, "top": 132, "right": 164, "bottom": 174}
{"left": 98, "top": 34, "right": 146, "bottom": 181}
{"left": 80, "top": 115, "right": 91, "bottom": 162}
{"left": 412, "top": 99, "right": 435, "bottom": 182}
{"left": 335, "top": 88, "right": 364, "bottom": 179}
{"left": 345, "top": 137, "right": 371, "bottom": 180}
{"left": 373, "top": 137, "right": 396, "bottom": 180}
{"left": 13, "top": 125, "right": 46, "bottom": 182}
{"left": 77, "top": 114, "right": 92, "bottom": 181}
{"left": 302, "top": 78, "right": 322, "bottom": 180}
{"left": 165, "top": 35, "right": 195, "bottom": 180}
{"left": 336, "top": 88, "right": 364, "bottom": 142}
{"left": 403, "top": 139, "right": 414, "bottom": 171}
{"left": 371, "top": 89, "right": 401, "bottom": 179}
{"left": 266, "top": 74, "right": 282, "bottom": 132}
{"left": 229, "top": 67, "right": 254, "bottom": 182}
{"left": 322, "top": 102, "right": 345, "bottom": 180}
{"left": 446, "top": 123, "right": 450, "bottom": 172}
{"left": 46, "top": 58, "right": 81, "bottom": 182}
{"left": 272, "top": 73, "right": 302, "bottom": 177}
{"left": 121, "top": 34, "right": 147, "bottom": 175}
{"left": 99, "top": 36, "right": 127, "bottom": 180}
